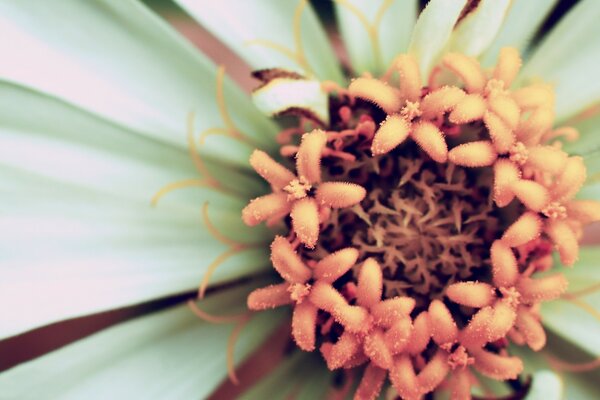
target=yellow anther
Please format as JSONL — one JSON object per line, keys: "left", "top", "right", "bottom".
{"left": 394, "top": 54, "right": 422, "bottom": 102}
{"left": 510, "top": 179, "right": 550, "bottom": 212}
{"left": 400, "top": 100, "right": 422, "bottom": 121}
{"left": 443, "top": 53, "right": 486, "bottom": 93}
{"left": 292, "top": 301, "right": 319, "bottom": 351}
{"left": 250, "top": 149, "right": 295, "bottom": 190}
{"left": 296, "top": 129, "right": 327, "bottom": 184}
{"left": 493, "top": 47, "right": 522, "bottom": 88}
{"left": 429, "top": 300, "right": 458, "bottom": 346}
{"left": 411, "top": 121, "right": 448, "bottom": 163}
{"left": 490, "top": 240, "right": 519, "bottom": 287}
{"left": 315, "top": 181, "right": 367, "bottom": 208}
{"left": 502, "top": 211, "right": 543, "bottom": 247}
{"left": 516, "top": 273, "right": 568, "bottom": 303}
{"left": 313, "top": 247, "right": 359, "bottom": 283}
{"left": 515, "top": 310, "right": 546, "bottom": 351}
{"left": 487, "top": 95, "right": 521, "bottom": 129}
{"left": 483, "top": 111, "right": 515, "bottom": 154}
{"left": 448, "top": 93, "right": 486, "bottom": 124}
{"left": 247, "top": 283, "right": 293, "bottom": 310}
{"left": 471, "top": 347, "right": 523, "bottom": 381}
{"left": 551, "top": 156, "right": 586, "bottom": 202}
{"left": 512, "top": 83, "right": 555, "bottom": 110}
{"left": 446, "top": 282, "right": 495, "bottom": 308}
{"left": 493, "top": 159, "right": 520, "bottom": 207}
{"left": 371, "top": 115, "right": 411, "bottom": 156}
{"left": 356, "top": 258, "right": 383, "bottom": 308}
{"left": 546, "top": 220, "right": 579, "bottom": 266}
{"left": 527, "top": 146, "right": 568, "bottom": 175}
{"left": 420, "top": 86, "right": 466, "bottom": 119}
{"left": 283, "top": 177, "right": 312, "bottom": 200}
{"left": 242, "top": 192, "right": 290, "bottom": 226}
{"left": 448, "top": 140, "right": 497, "bottom": 167}
{"left": 509, "top": 141, "right": 528, "bottom": 165}
{"left": 348, "top": 77, "right": 402, "bottom": 114}
{"left": 290, "top": 197, "right": 320, "bottom": 248}
{"left": 270, "top": 236, "right": 311, "bottom": 284}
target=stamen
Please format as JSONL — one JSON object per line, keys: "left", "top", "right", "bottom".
{"left": 446, "top": 282, "right": 495, "bottom": 308}
{"left": 151, "top": 179, "right": 211, "bottom": 206}
{"left": 448, "top": 141, "right": 497, "bottom": 167}
{"left": 371, "top": 115, "right": 411, "bottom": 156}
{"left": 348, "top": 78, "right": 402, "bottom": 114}
{"left": 227, "top": 315, "right": 252, "bottom": 385}
{"left": 188, "top": 300, "right": 248, "bottom": 323}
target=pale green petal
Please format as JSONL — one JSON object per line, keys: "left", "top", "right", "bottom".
{"left": 0, "top": 283, "right": 285, "bottom": 399}
{"left": 449, "top": 0, "right": 512, "bottom": 58}
{"left": 562, "top": 114, "right": 600, "bottom": 157}
{"left": 408, "top": 0, "right": 467, "bottom": 75}
{"left": 175, "top": 0, "right": 344, "bottom": 84}
{"left": 480, "top": 0, "right": 559, "bottom": 66}
{"left": 0, "top": 0, "right": 278, "bottom": 154}
{"left": 334, "top": 0, "right": 417, "bottom": 75}
{"left": 519, "top": 0, "right": 600, "bottom": 121}
{"left": 525, "top": 371, "right": 563, "bottom": 400}
{"left": 0, "top": 167, "right": 272, "bottom": 339}
{"left": 541, "top": 248, "right": 600, "bottom": 358}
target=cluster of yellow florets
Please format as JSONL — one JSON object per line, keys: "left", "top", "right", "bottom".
{"left": 241, "top": 48, "right": 600, "bottom": 400}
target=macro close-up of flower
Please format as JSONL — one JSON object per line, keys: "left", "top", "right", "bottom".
{"left": 1, "top": 0, "right": 600, "bottom": 399}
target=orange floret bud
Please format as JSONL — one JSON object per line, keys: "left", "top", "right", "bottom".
{"left": 411, "top": 121, "right": 448, "bottom": 163}
{"left": 270, "top": 236, "right": 311, "bottom": 284}
{"left": 292, "top": 301, "right": 319, "bottom": 351}
{"left": 446, "top": 282, "right": 495, "bottom": 308}
{"left": 371, "top": 297, "right": 416, "bottom": 328}
{"left": 249, "top": 149, "right": 295, "bottom": 190}
{"left": 355, "top": 363, "right": 387, "bottom": 400}
{"left": 348, "top": 77, "right": 402, "bottom": 114}
{"left": 371, "top": 115, "right": 411, "bottom": 156}
{"left": 551, "top": 156, "right": 586, "bottom": 202}
{"left": 491, "top": 240, "right": 519, "bottom": 287}
{"left": 448, "top": 94, "right": 486, "bottom": 124}
{"left": 296, "top": 129, "right": 327, "bottom": 184}
{"left": 448, "top": 141, "right": 497, "bottom": 167}
{"left": 247, "top": 283, "right": 292, "bottom": 310}
{"left": 316, "top": 182, "right": 366, "bottom": 208}
{"left": 471, "top": 348, "right": 523, "bottom": 380}
{"left": 488, "top": 95, "right": 521, "bottom": 130}
{"left": 443, "top": 53, "right": 486, "bottom": 93}
{"left": 493, "top": 47, "right": 522, "bottom": 88}
{"left": 418, "top": 351, "right": 450, "bottom": 394}
{"left": 514, "top": 309, "right": 546, "bottom": 351}
{"left": 242, "top": 193, "right": 290, "bottom": 226}
{"left": 516, "top": 273, "right": 568, "bottom": 303}
{"left": 509, "top": 179, "right": 550, "bottom": 212}
{"left": 483, "top": 111, "right": 515, "bottom": 154}
{"left": 493, "top": 159, "right": 520, "bottom": 207}
{"left": 527, "top": 146, "right": 568, "bottom": 175}
{"left": 429, "top": 300, "right": 458, "bottom": 346}
{"left": 364, "top": 328, "right": 394, "bottom": 370}
{"left": 420, "top": 86, "right": 466, "bottom": 119}
{"left": 502, "top": 211, "right": 542, "bottom": 247}
{"left": 356, "top": 258, "right": 383, "bottom": 308}
{"left": 395, "top": 54, "right": 422, "bottom": 102}
{"left": 406, "top": 311, "right": 431, "bottom": 355}
{"left": 545, "top": 220, "right": 579, "bottom": 266}
{"left": 291, "top": 197, "right": 320, "bottom": 248}
{"left": 313, "top": 247, "right": 359, "bottom": 283}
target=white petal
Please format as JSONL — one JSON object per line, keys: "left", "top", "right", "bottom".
{"left": 408, "top": 0, "right": 467, "bottom": 76}
{"left": 334, "top": 0, "right": 417, "bottom": 75}
{"left": 480, "top": 0, "right": 559, "bottom": 66}
{"left": 449, "top": 0, "right": 512, "bottom": 58}
{"left": 0, "top": 168, "right": 272, "bottom": 339}
{"left": 175, "top": 0, "right": 344, "bottom": 84}
{"left": 0, "top": 0, "right": 278, "bottom": 153}
{"left": 0, "top": 283, "right": 285, "bottom": 399}
{"left": 519, "top": 0, "right": 600, "bottom": 121}
{"left": 252, "top": 78, "right": 329, "bottom": 124}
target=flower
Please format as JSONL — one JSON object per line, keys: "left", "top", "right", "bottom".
{"left": 1, "top": 0, "right": 600, "bottom": 399}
